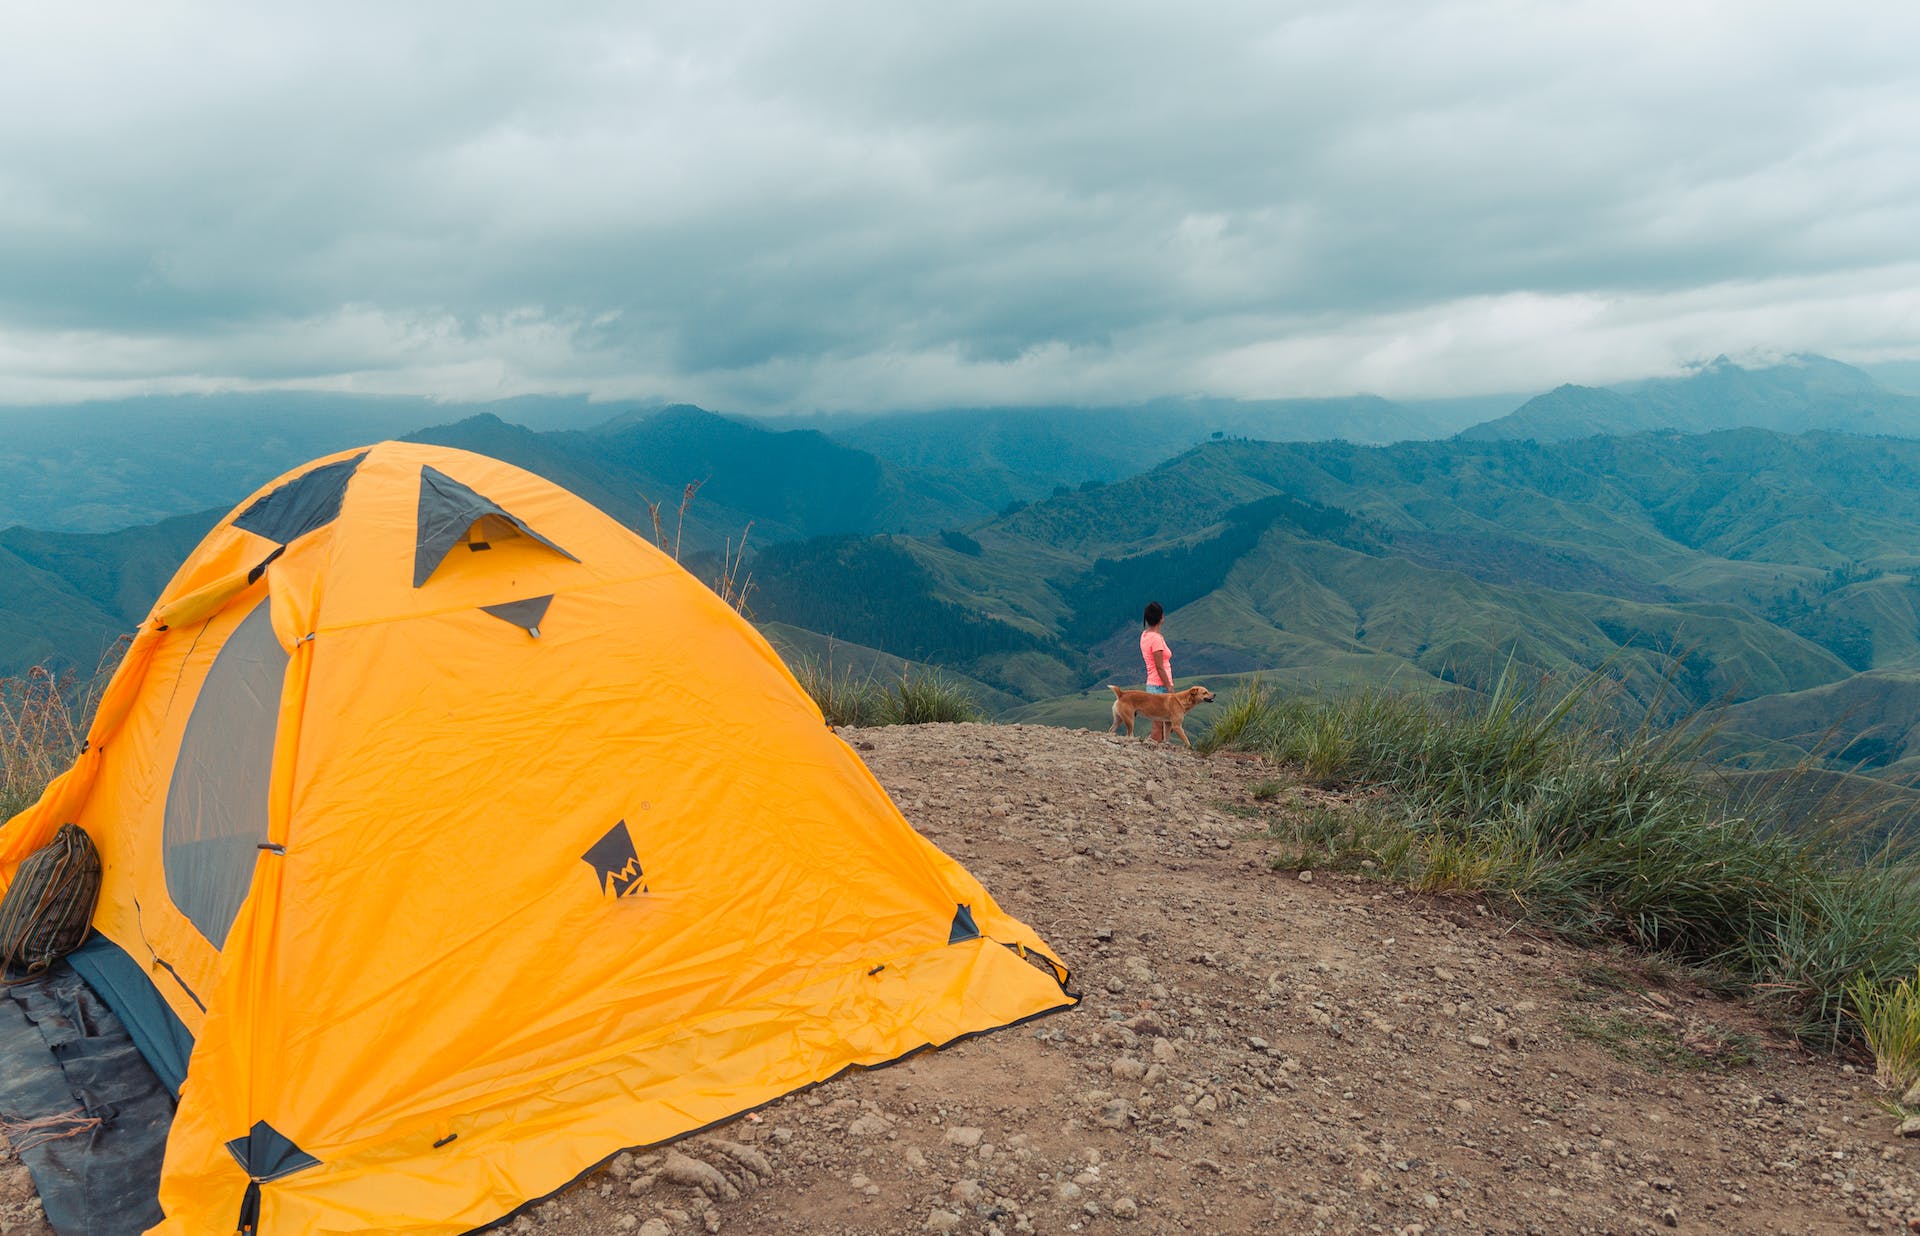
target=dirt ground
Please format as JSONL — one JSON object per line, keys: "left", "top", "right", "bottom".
{"left": 5, "top": 722, "right": 1918, "bottom": 1235}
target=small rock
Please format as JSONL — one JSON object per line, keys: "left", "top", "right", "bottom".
{"left": 1096, "top": 1099, "right": 1133, "bottom": 1129}
{"left": 609, "top": 1152, "right": 635, "bottom": 1180}
{"left": 924, "top": 1209, "right": 963, "bottom": 1233}
{"left": 1298, "top": 870, "right": 1314, "bottom": 883}
{"left": 661, "top": 1151, "right": 740, "bottom": 1201}
{"left": 1111, "top": 1057, "right": 1147, "bottom": 1081}
{"left": 951, "top": 1179, "right": 985, "bottom": 1206}
{"left": 1451, "top": 1099, "right": 1474, "bottom": 1114}
{"left": 1466, "top": 1035, "right": 1492, "bottom": 1050}
{"left": 1899, "top": 1115, "right": 1920, "bottom": 1138}
{"left": 945, "top": 1126, "right": 985, "bottom": 1148}
{"left": 1248, "top": 1037, "right": 1269, "bottom": 1053}
{"left": 1056, "top": 1181, "right": 1083, "bottom": 1202}
{"left": 1904, "top": 1077, "right": 1920, "bottom": 1108}
{"left": 847, "top": 1114, "right": 891, "bottom": 1137}
{"left": 1113, "top": 1197, "right": 1139, "bottom": 1220}
{"left": 639, "top": 1222, "right": 672, "bottom": 1236}
{"left": 710, "top": 1141, "right": 772, "bottom": 1182}
{"left": 614, "top": 1218, "right": 638, "bottom": 1232}
{"left": 1660, "top": 1206, "right": 1679, "bottom": 1227}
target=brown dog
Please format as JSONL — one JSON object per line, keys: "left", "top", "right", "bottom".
{"left": 1108, "top": 684, "right": 1215, "bottom": 748}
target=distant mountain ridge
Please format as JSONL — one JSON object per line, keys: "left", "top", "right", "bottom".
{"left": 0, "top": 391, "right": 646, "bottom": 532}
{"left": 12, "top": 360, "right": 1920, "bottom": 787}
{"left": 1459, "top": 355, "right": 1920, "bottom": 442}
{"left": 0, "top": 404, "right": 993, "bottom": 673}
{"left": 821, "top": 394, "right": 1504, "bottom": 506}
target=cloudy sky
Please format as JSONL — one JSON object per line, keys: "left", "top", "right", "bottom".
{"left": 4, "top": 1, "right": 1918, "bottom": 413}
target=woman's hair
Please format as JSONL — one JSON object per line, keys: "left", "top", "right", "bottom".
{"left": 1143, "top": 601, "right": 1164, "bottom": 626}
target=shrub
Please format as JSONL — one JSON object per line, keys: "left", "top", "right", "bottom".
{"left": 938, "top": 529, "right": 983, "bottom": 557}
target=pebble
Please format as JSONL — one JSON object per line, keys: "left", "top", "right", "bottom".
{"left": 1298, "top": 871, "right": 1314, "bottom": 883}
{"left": 1113, "top": 1197, "right": 1139, "bottom": 1220}
{"left": 1900, "top": 1116, "right": 1920, "bottom": 1139}
{"left": 945, "top": 1126, "right": 985, "bottom": 1148}
{"left": 924, "top": 1209, "right": 963, "bottom": 1233}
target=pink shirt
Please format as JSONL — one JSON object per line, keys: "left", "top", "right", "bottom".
{"left": 1141, "top": 629, "right": 1172, "bottom": 687}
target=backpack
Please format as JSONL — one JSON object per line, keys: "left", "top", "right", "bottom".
{"left": 0, "top": 823, "right": 103, "bottom": 982}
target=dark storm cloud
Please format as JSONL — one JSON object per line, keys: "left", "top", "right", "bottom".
{"left": 2, "top": 1, "right": 1917, "bottom": 408}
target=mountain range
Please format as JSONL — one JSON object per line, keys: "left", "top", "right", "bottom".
{"left": 9, "top": 355, "right": 1920, "bottom": 786}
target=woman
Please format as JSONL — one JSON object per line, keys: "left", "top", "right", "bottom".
{"left": 1140, "top": 601, "right": 1173, "bottom": 743}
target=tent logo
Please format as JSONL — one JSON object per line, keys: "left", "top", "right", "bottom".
{"left": 583, "top": 820, "right": 647, "bottom": 898}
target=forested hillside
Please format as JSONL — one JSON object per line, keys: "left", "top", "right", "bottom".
{"left": 743, "top": 429, "right": 1920, "bottom": 774}
{"left": 14, "top": 376, "right": 1920, "bottom": 784}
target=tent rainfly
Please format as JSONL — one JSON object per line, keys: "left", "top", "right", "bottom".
{"left": 0, "top": 442, "right": 1075, "bottom": 1234}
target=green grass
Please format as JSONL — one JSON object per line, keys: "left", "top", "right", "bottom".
{"left": 1563, "top": 1011, "right": 1759, "bottom": 1072}
{"left": 791, "top": 656, "right": 883, "bottom": 727}
{"left": 877, "top": 667, "right": 983, "bottom": 725}
{"left": 1203, "top": 670, "right": 1920, "bottom": 1048}
{"left": 791, "top": 657, "right": 982, "bottom": 728}
{"left": 1847, "top": 968, "right": 1920, "bottom": 1099}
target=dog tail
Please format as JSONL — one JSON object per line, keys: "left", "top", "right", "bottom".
{"left": 1107, "top": 684, "right": 1124, "bottom": 696}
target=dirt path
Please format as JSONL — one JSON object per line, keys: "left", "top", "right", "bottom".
{"left": 4, "top": 723, "right": 1917, "bottom": 1234}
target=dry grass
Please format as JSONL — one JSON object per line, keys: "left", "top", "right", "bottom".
{"left": 0, "top": 640, "right": 126, "bottom": 821}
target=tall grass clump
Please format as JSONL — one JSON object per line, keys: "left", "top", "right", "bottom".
{"left": 1847, "top": 968, "right": 1920, "bottom": 1100}
{"left": 1202, "top": 670, "right": 1920, "bottom": 1048}
{"left": 876, "top": 667, "right": 981, "bottom": 725}
{"left": 792, "top": 656, "right": 883, "bottom": 727}
{"left": 792, "top": 656, "right": 981, "bottom": 728}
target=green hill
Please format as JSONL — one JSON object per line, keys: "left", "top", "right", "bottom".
{"left": 742, "top": 429, "right": 1920, "bottom": 771}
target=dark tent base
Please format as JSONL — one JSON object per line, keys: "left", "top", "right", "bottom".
{"left": 0, "top": 960, "right": 173, "bottom": 1235}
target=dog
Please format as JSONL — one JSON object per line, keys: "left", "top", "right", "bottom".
{"left": 1108, "top": 684, "right": 1215, "bottom": 749}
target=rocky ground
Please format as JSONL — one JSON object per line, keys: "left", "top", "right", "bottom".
{"left": 5, "top": 722, "right": 1918, "bottom": 1234}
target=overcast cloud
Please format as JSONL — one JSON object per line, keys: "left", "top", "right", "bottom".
{"left": 3, "top": 1, "right": 1918, "bottom": 412}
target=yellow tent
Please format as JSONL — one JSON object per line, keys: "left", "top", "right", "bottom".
{"left": 0, "top": 443, "right": 1074, "bottom": 1234}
